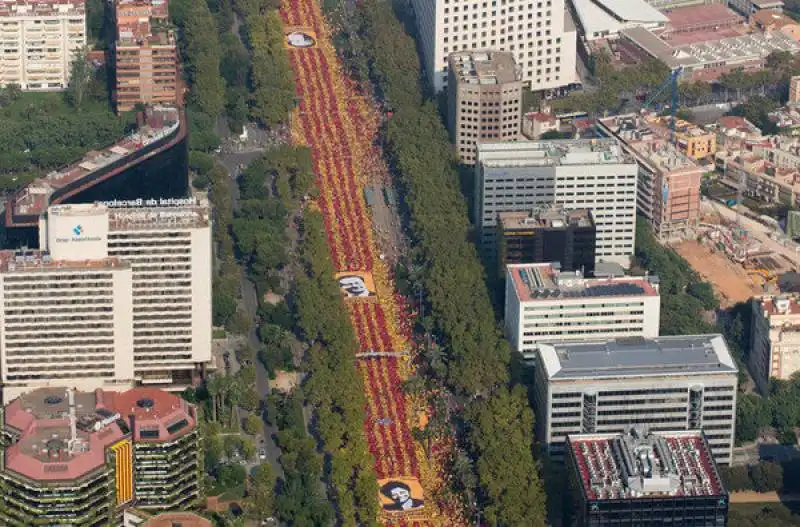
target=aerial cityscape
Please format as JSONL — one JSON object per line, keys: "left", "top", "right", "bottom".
{"left": 5, "top": 0, "right": 800, "bottom": 524}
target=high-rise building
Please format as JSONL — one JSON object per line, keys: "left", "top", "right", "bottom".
{"left": 447, "top": 50, "right": 523, "bottom": 164}
{"left": 475, "top": 140, "right": 639, "bottom": 267}
{"left": 410, "top": 0, "right": 578, "bottom": 93}
{"left": 565, "top": 429, "right": 729, "bottom": 527}
{"left": 750, "top": 294, "right": 800, "bottom": 394}
{"left": 532, "top": 335, "right": 738, "bottom": 463}
{"left": 0, "top": 386, "right": 200, "bottom": 526}
{"left": 113, "top": 0, "right": 178, "bottom": 113}
{"left": 34, "top": 200, "right": 212, "bottom": 391}
{"left": 597, "top": 115, "right": 703, "bottom": 241}
{"left": 790, "top": 75, "right": 800, "bottom": 104}
{"left": 0, "top": 0, "right": 86, "bottom": 90}
{"left": 504, "top": 262, "right": 660, "bottom": 358}
{"left": 0, "top": 250, "right": 135, "bottom": 401}
{"left": 497, "top": 206, "right": 596, "bottom": 275}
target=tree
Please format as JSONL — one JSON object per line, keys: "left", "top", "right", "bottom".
{"left": 721, "top": 465, "right": 752, "bottom": 491}
{"left": 65, "top": 47, "right": 92, "bottom": 108}
{"left": 248, "top": 464, "right": 277, "bottom": 521}
{"left": 750, "top": 461, "right": 784, "bottom": 492}
{"left": 217, "top": 463, "right": 247, "bottom": 489}
{"left": 736, "top": 393, "right": 769, "bottom": 444}
{"left": 244, "top": 414, "right": 262, "bottom": 435}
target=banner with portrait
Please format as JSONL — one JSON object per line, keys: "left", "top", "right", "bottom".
{"left": 378, "top": 477, "right": 425, "bottom": 513}
{"left": 335, "top": 272, "right": 377, "bottom": 301}
{"left": 285, "top": 27, "right": 317, "bottom": 49}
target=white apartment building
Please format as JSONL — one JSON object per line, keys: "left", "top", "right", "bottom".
{"left": 410, "top": 0, "right": 578, "bottom": 93}
{"left": 750, "top": 295, "right": 800, "bottom": 394}
{"left": 0, "top": 250, "right": 134, "bottom": 401}
{"left": 533, "top": 335, "right": 738, "bottom": 464}
{"left": 0, "top": 0, "right": 86, "bottom": 90}
{"left": 476, "top": 140, "right": 639, "bottom": 266}
{"left": 37, "top": 199, "right": 212, "bottom": 390}
{"left": 505, "top": 263, "right": 660, "bottom": 359}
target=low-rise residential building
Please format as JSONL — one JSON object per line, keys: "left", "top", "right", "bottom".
{"left": 475, "top": 139, "right": 639, "bottom": 267}
{"left": 715, "top": 115, "right": 763, "bottom": 150}
{"left": 0, "top": 0, "right": 86, "bottom": 90}
{"left": 504, "top": 262, "right": 660, "bottom": 358}
{"left": 523, "top": 111, "right": 560, "bottom": 140}
{"left": 566, "top": 429, "right": 729, "bottom": 527}
{"left": 0, "top": 386, "right": 200, "bottom": 526}
{"left": 716, "top": 150, "right": 800, "bottom": 207}
{"left": 750, "top": 294, "right": 800, "bottom": 393}
{"left": 791, "top": 75, "right": 800, "bottom": 104}
{"left": 597, "top": 115, "right": 703, "bottom": 241}
{"left": 532, "top": 335, "right": 738, "bottom": 463}
{"left": 447, "top": 50, "right": 523, "bottom": 164}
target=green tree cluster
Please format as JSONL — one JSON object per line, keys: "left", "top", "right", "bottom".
{"left": 342, "top": 1, "right": 548, "bottom": 524}
{"left": 633, "top": 218, "right": 718, "bottom": 335}
{"left": 293, "top": 209, "right": 379, "bottom": 526}
{"left": 720, "top": 461, "right": 784, "bottom": 492}
{"left": 235, "top": 0, "right": 296, "bottom": 127}
{"left": 728, "top": 503, "right": 800, "bottom": 527}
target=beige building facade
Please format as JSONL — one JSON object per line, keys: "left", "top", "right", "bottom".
{"left": 447, "top": 51, "right": 523, "bottom": 164}
{"left": 0, "top": 0, "right": 86, "bottom": 90}
{"left": 750, "top": 295, "right": 800, "bottom": 393}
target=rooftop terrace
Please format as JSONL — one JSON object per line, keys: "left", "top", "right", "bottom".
{"left": 0, "top": 249, "right": 126, "bottom": 273}
{"left": 105, "top": 387, "right": 196, "bottom": 442}
{"left": 499, "top": 206, "right": 594, "bottom": 231}
{"left": 449, "top": 50, "right": 521, "bottom": 85}
{"left": 568, "top": 429, "right": 725, "bottom": 501}
{"left": 537, "top": 334, "right": 737, "bottom": 380}
{"left": 477, "top": 139, "right": 632, "bottom": 168}
{"left": 508, "top": 262, "right": 659, "bottom": 303}
{"left": 7, "top": 106, "right": 180, "bottom": 222}
{"left": 47, "top": 199, "right": 211, "bottom": 231}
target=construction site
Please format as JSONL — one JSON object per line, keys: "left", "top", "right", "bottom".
{"left": 674, "top": 201, "right": 799, "bottom": 306}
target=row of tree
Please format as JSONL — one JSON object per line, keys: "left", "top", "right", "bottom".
{"left": 347, "top": 1, "right": 548, "bottom": 524}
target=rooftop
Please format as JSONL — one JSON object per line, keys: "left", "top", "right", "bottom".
{"left": 537, "top": 334, "right": 737, "bottom": 380}
{"left": 0, "top": 249, "right": 126, "bottom": 273}
{"left": 3, "top": 388, "right": 129, "bottom": 482}
{"left": 662, "top": 3, "right": 742, "bottom": 31}
{"left": 0, "top": 0, "right": 85, "bottom": 16}
{"left": 568, "top": 429, "right": 725, "bottom": 501}
{"left": 499, "top": 206, "right": 594, "bottom": 231}
{"left": 7, "top": 106, "right": 180, "bottom": 222}
{"left": 449, "top": 50, "right": 521, "bottom": 85}
{"left": 507, "top": 262, "right": 659, "bottom": 303}
{"left": 758, "top": 294, "right": 800, "bottom": 317}
{"left": 144, "top": 512, "right": 212, "bottom": 527}
{"left": 104, "top": 387, "right": 196, "bottom": 442}
{"left": 477, "top": 139, "right": 633, "bottom": 168}
{"left": 598, "top": 115, "right": 703, "bottom": 174}
{"left": 47, "top": 199, "right": 211, "bottom": 231}
{"left": 571, "top": 0, "right": 666, "bottom": 38}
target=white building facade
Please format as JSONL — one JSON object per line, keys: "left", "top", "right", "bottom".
{"left": 505, "top": 263, "right": 661, "bottom": 359}
{"left": 0, "top": 252, "right": 134, "bottom": 401}
{"left": 476, "top": 140, "right": 639, "bottom": 267}
{"left": 37, "top": 200, "right": 213, "bottom": 390}
{"left": 410, "top": 0, "right": 578, "bottom": 93}
{"left": 0, "top": 0, "right": 87, "bottom": 90}
{"left": 533, "top": 335, "right": 738, "bottom": 464}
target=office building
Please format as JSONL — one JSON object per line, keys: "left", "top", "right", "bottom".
{"left": 597, "top": 115, "right": 703, "bottom": 241}
{"left": 410, "top": 0, "right": 578, "bottom": 93}
{"left": 35, "top": 200, "right": 212, "bottom": 391}
{"left": 0, "top": 250, "right": 135, "bottom": 401}
{"left": 113, "top": 0, "right": 178, "bottom": 112}
{"left": 504, "top": 262, "right": 660, "bottom": 357}
{"left": 565, "top": 429, "right": 729, "bottom": 527}
{"left": 475, "top": 140, "right": 639, "bottom": 266}
{"left": 0, "top": 0, "right": 86, "bottom": 90}
{"left": 0, "top": 386, "right": 199, "bottom": 526}
{"left": 447, "top": 50, "right": 523, "bottom": 164}
{"left": 750, "top": 294, "right": 800, "bottom": 394}
{"left": 532, "top": 335, "right": 738, "bottom": 463}
{"left": 497, "top": 206, "right": 596, "bottom": 275}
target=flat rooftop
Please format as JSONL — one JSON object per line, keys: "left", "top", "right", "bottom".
{"left": 449, "top": 50, "right": 521, "bottom": 85}
{"left": 662, "top": 3, "right": 742, "bottom": 30}
{"left": 47, "top": 199, "right": 211, "bottom": 231}
{"left": 7, "top": 106, "right": 180, "bottom": 221}
{"left": 538, "top": 334, "right": 737, "bottom": 380}
{"left": 758, "top": 295, "right": 800, "bottom": 317}
{"left": 477, "top": 139, "right": 633, "bottom": 168}
{"left": 508, "top": 262, "right": 659, "bottom": 303}
{"left": 568, "top": 429, "right": 725, "bottom": 501}
{"left": 0, "top": 0, "right": 84, "bottom": 16}
{"left": 598, "top": 115, "right": 703, "bottom": 174}
{"left": 571, "top": 0, "right": 666, "bottom": 37}
{"left": 105, "top": 387, "right": 197, "bottom": 443}
{"left": 3, "top": 387, "right": 129, "bottom": 482}
{"left": 0, "top": 249, "right": 126, "bottom": 273}
{"left": 499, "top": 207, "right": 594, "bottom": 230}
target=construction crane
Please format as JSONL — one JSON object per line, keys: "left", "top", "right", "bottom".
{"left": 643, "top": 67, "right": 684, "bottom": 139}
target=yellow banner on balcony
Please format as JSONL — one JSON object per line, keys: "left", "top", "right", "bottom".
{"left": 111, "top": 439, "right": 133, "bottom": 505}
